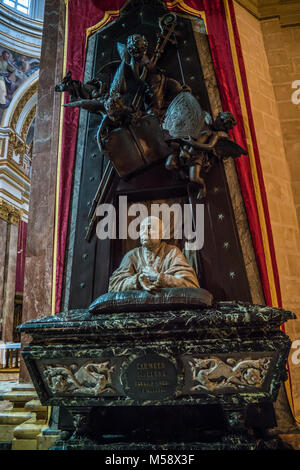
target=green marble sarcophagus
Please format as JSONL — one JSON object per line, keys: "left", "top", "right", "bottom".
{"left": 19, "top": 301, "right": 295, "bottom": 450}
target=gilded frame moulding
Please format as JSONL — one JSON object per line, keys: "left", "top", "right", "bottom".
{"left": 0, "top": 137, "right": 5, "bottom": 158}
{"left": 0, "top": 197, "right": 22, "bottom": 225}
{"left": 7, "top": 132, "right": 26, "bottom": 162}
{"left": 1, "top": 98, "right": 36, "bottom": 172}
{"left": 10, "top": 81, "right": 38, "bottom": 131}
{"left": 20, "top": 104, "right": 36, "bottom": 142}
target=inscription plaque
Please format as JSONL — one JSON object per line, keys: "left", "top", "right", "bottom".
{"left": 123, "top": 353, "right": 177, "bottom": 401}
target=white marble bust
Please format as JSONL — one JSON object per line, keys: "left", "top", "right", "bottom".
{"left": 108, "top": 216, "right": 200, "bottom": 293}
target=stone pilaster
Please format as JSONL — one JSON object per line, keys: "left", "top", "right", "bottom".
{"left": 1, "top": 223, "right": 18, "bottom": 343}
{"left": 20, "top": 0, "right": 66, "bottom": 382}
{"left": 0, "top": 200, "right": 21, "bottom": 343}
{"left": 0, "top": 218, "right": 7, "bottom": 317}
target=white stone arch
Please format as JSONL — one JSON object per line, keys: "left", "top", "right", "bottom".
{"left": 16, "top": 92, "right": 37, "bottom": 139}
{"left": 1, "top": 70, "right": 38, "bottom": 130}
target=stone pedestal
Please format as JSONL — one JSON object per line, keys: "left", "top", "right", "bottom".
{"left": 19, "top": 301, "right": 295, "bottom": 450}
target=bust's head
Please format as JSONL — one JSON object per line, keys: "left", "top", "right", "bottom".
{"left": 213, "top": 111, "right": 236, "bottom": 132}
{"left": 140, "top": 216, "right": 163, "bottom": 250}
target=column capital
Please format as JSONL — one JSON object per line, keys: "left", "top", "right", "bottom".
{"left": 0, "top": 198, "right": 22, "bottom": 226}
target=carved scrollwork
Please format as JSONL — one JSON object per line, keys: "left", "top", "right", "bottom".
{"left": 10, "top": 81, "right": 38, "bottom": 130}
{"left": 42, "top": 361, "right": 116, "bottom": 396}
{"left": 188, "top": 356, "right": 272, "bottom": 392}
{"left": 0, "top": 197, "right": 22, "bottom": 225}
{"left": 21, "top": 104, "right": 36, "bottom": 142}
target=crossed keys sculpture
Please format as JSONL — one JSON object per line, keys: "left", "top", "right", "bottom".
{"left": 55, "top": 12, "right": 247, "bottom": 241}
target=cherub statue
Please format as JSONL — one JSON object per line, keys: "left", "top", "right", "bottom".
{"left": 163, "top": 98, "right": 247, "bottom": 199}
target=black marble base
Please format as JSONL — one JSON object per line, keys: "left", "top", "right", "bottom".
{"left": 51, "top": 435, "right": 293, "bottom": 451}
{"left": 0, "top": 442, "right": 12, "bottom": 450}
{"left": 18, "top": 301, "right": 296, "bottom": 450}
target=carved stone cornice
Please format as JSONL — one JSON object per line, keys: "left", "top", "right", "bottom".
{"left": 235, "top": 0, "right": 300, "bottom": 25}
{"left": 0, "top": 197, "right": 22, "bottom": 225}
{"left": 235, "top": 0, "right": 260, "bottom": 17}
{"left": 260, "top": 0, "right": 300, "bottom": 26}
{"left": 7, "top": 133, "right": 26, "bottom": 165}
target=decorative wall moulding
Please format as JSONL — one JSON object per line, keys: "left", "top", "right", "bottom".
{"left": 21, "top": 104, "right": 36, "bottom": 142}
{"left": 0, "top": 158, "right": 31, "bottom": 183}
{"left": 0, "top": 129, "right": 33, "bottom": 175}
{"left": 235, "top": 0, "right": 260, "bottom": 17}
{"left": 10, "top": 81, "right": 38, "bottom": 131}
{"left": 0, "top": 3, "right": 43, "bottom": 58}
{"left": 236, "top": 0, "right": 300, "bottom": 25}
{"left": 0, "top": 196, "right": 22, "bottom": 224}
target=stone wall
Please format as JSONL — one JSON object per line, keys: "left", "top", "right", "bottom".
{"left": 234, "top": 1, "right": 300, "bottom": 423}
{"left": 261, "top": 18, "right": 300, "bottom": 249}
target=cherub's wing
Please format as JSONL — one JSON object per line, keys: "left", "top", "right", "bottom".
{"left": 109, "top": 60, "right": 126, "bottom": 95}
{"left": 64, "top": 99, "right": 105, "bottom": 114}
{"left": 117, "top": 42, "right": 129, "bottom": 63}
{"left": 214, "top": 137, "right": 247, "bottom": 158}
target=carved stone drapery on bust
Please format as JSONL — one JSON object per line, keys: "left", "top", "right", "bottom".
{"left": 108, "top": 216, "right": 200, "bottom": 293}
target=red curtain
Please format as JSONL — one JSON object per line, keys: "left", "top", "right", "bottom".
{"left": 55, "top": 0, "right": 280, "bottom": 311}
{"left": 227, "top": 0, "right": 282, "bottom": 306}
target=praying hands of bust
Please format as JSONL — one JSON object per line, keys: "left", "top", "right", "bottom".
{"left": 138, "top": 268, "right": 164, "bottom": 292}
{"left": 108, "top": 216, "right": 200, "bottom": 293}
